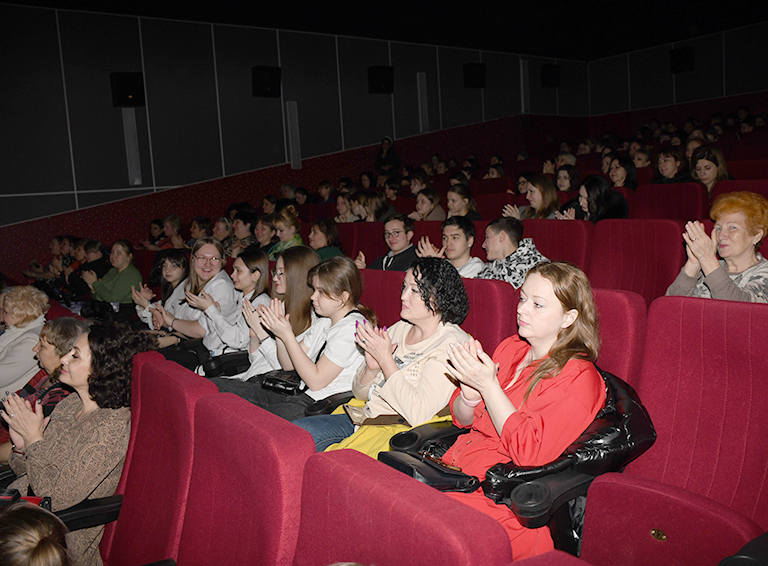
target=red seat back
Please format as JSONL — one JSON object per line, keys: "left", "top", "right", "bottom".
{"left": 711, "top": 179, "right": 768, "bottom": 202}
{"left": 292, "top": 450, "right": 514, "bottom": 566}
{"left": 360, "top": 269, "right": 403, "bottom": 327}
{"left": 522, "top": 219, "right": 593, "bottom": 271}
{"left": 727, "top": 159, "right": 768, "bottom": 180}
{"left": 586, "top": 219, "right": 685, "bottom": 307}
{"left": 462, "top": 278, "right": 519, "bottom": 353}
{"left": 177, "top": 395, "right": 315, "bottom": 566}
{"left": 592, "top": 289, "right": 646, "bottom": 385}
{"left": 106, "top": 355, "right": 219, "bottom": 565}
{"left": 631, "top": 183, "right": 709, "bottom": 220}
{"left": 470, "top": 177, "right": 515, "bottom": 195}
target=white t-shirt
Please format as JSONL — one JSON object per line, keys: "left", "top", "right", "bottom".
{"left": 456, "top": 256, "right": 485, "bottom": 278}
{"left": 300, "top": 310, "right": 366, "bottom": 401}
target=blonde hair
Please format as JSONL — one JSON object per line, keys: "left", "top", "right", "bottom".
{"left": 0, "top": 503, "right": 70, "bottom": 566}
{"left": 522, "top": 262, "right": 599, "bottom": 400}
{"left": 3, "top": 286, "right": 49, "bottom": 328}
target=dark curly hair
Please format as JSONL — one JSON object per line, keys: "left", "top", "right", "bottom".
{"left": 409, "top": 257, "right": 469, "bottom": 325}
{"left": 87, "top": 323, "right": 157, "bottom": 409}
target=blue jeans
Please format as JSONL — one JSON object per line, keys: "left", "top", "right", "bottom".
{"left": 292, "top": 414, "right": 356, "bottom": 452}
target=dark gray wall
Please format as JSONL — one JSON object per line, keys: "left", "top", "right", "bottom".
{"left": 1, "top": 4, "right": 765, "bottom": 225}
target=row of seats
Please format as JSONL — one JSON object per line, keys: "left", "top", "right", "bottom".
{"left": 90, "top": 292, "right": 768, "bottom": 566}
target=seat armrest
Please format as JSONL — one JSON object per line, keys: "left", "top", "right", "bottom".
{"left": 378, "top": 450, "right": 480, "bottom": 493}
{"left": 304, "top": 392, "right": 354, "bottom": 416}
{"left": 55, "top": 495, "right": 122, "bottom": 531}
{"left": 389, "top": 422, "right": 466, "bottom": 453}
{"left": 508, "top": 471, "right": 595, "bottom": 529}
{"left": 719, "top": 531, "right": 768, "bottom": 566}
{"left": 202, "top": 351, "right": 250, "bottom": 377}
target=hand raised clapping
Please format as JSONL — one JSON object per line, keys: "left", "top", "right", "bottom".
{"left": 444, "top": 339, "right": 499, "bottom": 401}
{"left": 257, "top": 298, "right": 292, "bottom": 341}
{"left": 354, "top": 319, "right": 396, "bottom": 371}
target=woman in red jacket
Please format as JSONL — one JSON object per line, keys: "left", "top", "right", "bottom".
{"left": 443, "top": 261, "right": 606, "bottom": 559}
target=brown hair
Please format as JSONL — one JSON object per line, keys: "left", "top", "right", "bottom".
{"left": 522, "top": 262, "right": 600, "bottom": 401}
{"left": 522, "top": 175, "right": 559, "bottom": 219}
{"left": 309, "top": 217, "right": 341, "bottom": 249}
{"left": 710, "top": 191, "right": 768, "bottom": 251}
{"left": 307, "top": 256, "right": 377, "bottom": 326}
{"left": 273, "top": 246, "right": 321, "bottom": 335}
{"left": 3, "top": 286, "right": 49, "bottom": 328}
{"left": 39, "top": 317, "right": 91, "bottom": 379}
{"left": 186, "top": 237, "right": 226, "bottom": 295}
{"left": 446, "top": 183, "right": 479, "bottom": 212}
{"left": 237, "top": 249, "right": 270, "bottom": 297}
{"left": 691, "top": 145, "right": 730, "bottom": 192}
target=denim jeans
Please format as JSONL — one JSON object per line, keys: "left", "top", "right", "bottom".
{"left": 292, "top": 414, "right": 356, "bottom": 452}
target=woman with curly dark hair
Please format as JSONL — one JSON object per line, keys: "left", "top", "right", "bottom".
{"left": 2, "top": 323, "right": 155, "bottom": 566}
{"left": 294, "top": 257, "right": 470, "bottom": 455}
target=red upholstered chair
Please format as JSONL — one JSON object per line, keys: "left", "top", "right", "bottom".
{"left": 176, "top": 394, "right": 316, "bottom": 566}
{"left": 132, "top": 249, "right": 157, "bottom": 281}
{"left": 631, "top": 183, "right": 709, "bottom": 220}
{"left": 103, "top": 355, "right": 219, "bottom": 566}
{"left": 711, "top": 179, "right": 768, "bottom": 201}
{"left": 591, "top": 288, "right": 646, "bottom": 385}
{"left": 354, "top": 222, "right": 389, "bottom": 265}
{"left": 636, "top": 166, "right": 653, "bottom": 186}
{"left": 725, "top": 159, "right": 768, "bottom": 181}
{"left": 292, "top": 450, "right": 514, "bottom": 566}
{"left": 579, "top": 297, "right": 768, "bottom": 566}
{"left": 412, "top": 220, "right": 444, "bottom": 250}
{"left": 470, "top": 176, "right": 515, "bottom": 195}
{"left": 476, "top": 192, "right": 516, "bottom": 219}
{"left": 360, "top": 269, "right": 404, "bottom": 326}
{"left": 472, "top": 220, "right": 491, "bottom": 257}
{"left": 522, "top": 219, "right": 593, "bottom": 271}
{"left": 586, "top": 219, "right": 685, "bottom": 307}
{"left": 512, "top": 551, "right": 596, "bottom": 565}
{"left": 728, "top": 145, "right": 768, "bottom": 161}
{"left": 337, "top": 222, "right": 359, "bottom": 258}
{"left": 462, "top": 277, "right": 519, "bottom": 353}
{"left": 393, "top": 197, "right": 414, "bottom": 214}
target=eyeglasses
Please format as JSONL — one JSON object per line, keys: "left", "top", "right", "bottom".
{"left": 272, "top": 269, "right": 285, "bottom": 278}
{"left": 383, "top": 230, "right": 404, "bottom": 239}
{"left": 193, "top": 255, "right": 222, "bottom": 265}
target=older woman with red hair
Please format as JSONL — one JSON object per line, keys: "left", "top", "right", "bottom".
{"left": 667, "top": 191, "right": 768, "bottom": 302}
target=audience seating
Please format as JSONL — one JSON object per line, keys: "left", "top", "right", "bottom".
{"left": 591, "top": 289, "right": 646, "bottom": 385}
{"left": 470, "top": 177, "right": 515, "bottom": 195}
{"left": 523, "top": 219, "right": 593, "bottom": 270}
{"left": 175, "top": 394, "right": 316, "bottom": 566}
{"left": 476, "top": 192, "right": 517, "bottom": 219}
{"left": 636, "top": 166, "right": 653, "bottom": 186}
{"left": 586, "top": 219, "right": 685, "bottom": 307}
{"left": 728, "top": 145, "right": 768, "bottom": 161}
{"left": 579, "top": 296, "right": 768, "bottom": 566}
{"left": 104, "top": 353, "right": 219, "bottom": 566}
{"left": 631, "top": 183, "right": 709, "bottom": 221}
{"left": 292, "top": 450, "right": 514, "bottom": 566}
{"left": 727, "top": 159, "right": 768, "bottom": 180}
{"left": 711, "top": 179, "right": 768, "bottom": 201}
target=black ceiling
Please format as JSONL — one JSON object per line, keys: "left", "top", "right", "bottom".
{"left": 8, "top": 0, "right": 768, "bottom": 61}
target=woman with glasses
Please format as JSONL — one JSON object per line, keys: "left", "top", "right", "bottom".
{"left": 153, "top": 238, "right": 238, "bottom": 369}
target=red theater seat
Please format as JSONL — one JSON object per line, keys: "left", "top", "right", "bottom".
{"left": 711, "top": 179, "right": 768, "bottom": 201}
{"left": 586, "top": 219, "right": 685, "bottom": 307}
{"left": 631, "top": 183, "right": 708, "bottom": 221}
{"left": 360, "top": 269, "right": 403, "bottom": 326}
{"left": 591, "top": 289, "right": 646, "bottom": 385}
{"left": 104, "top": 354, "right": 219, "bottom": 566}
{"left": 476, "top": 192, "right": 517, "bottom": 219}
{"left": 292, "top": 450, "right": 514, "bottom": 566}
{"left": 462, "top": 277, "right": 520, "bottom": 352}
{"left": 522, "top": 219, "right": 593, "bottom": 271}
{"left": 727, "top": 159, "right": 768, "bottom": 180}
{"left": 470, "top": 177, "right": 515, "bottom": 195}
{"left": 729, "top": 145, "right": 768, "bottom": 161}
{"left": 580, "top": 297, "right": 768, "bottom": 566}
{"left": 411, "top": 220, "right": 443, "bottom": 250}
{"left": 176, "top": 394, "right": 315, "bottom": 566}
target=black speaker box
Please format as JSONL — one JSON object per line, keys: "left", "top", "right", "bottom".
{"left": 368, "top": 66, "right": 394, "bottom": 94}
{"left": 669, "top": 47, "right": 694, "bottom": 74}
{"left": 252, "top": 66, "right": 282, "bottom": 98}
{"left": 463, "top": 62, "right": 486, "bottom": 88}
{"left": 110, "top": 72, "right": 145, "bottom": 107}
{"left": 540, "top": 64, "right": 561, "bottom": 88}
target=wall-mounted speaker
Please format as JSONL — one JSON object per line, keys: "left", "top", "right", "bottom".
{"left": 540, "top": 64, "right": 561, "bottom": 88}
{"left": 669, "top": 47, "right": 694, "bottom": 74}
{"left": 252, "top": 66, "right": 282, "bottom": 98}
{"left": 368, "top": 66, "right": 394, "bottom": 94}
{"left": 110, "top": 72, "right": 145, "bottom": 107}
{"left": 463, "top": 62, "right": 486, "bottom": 88}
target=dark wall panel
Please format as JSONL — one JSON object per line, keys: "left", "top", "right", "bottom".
{"left": 214, "top": 25, "right": 284, "bottom": 175}
{"left": 337, "top": 37, "right": 394, "bottom": 150}
{"left": 629, "top": 45, "right": 673, "bottom": 110}
{"left": 558, "top": 60, "right": 589, "bottom": 116}
{"left": 482, "top": 51, "right": 521, "bottom": 120}
{"left": 0, "top": 6, "right": 73, "bottom": 194}
{"left": 280, "top": 31, "right": 342, "bottom": 159}
{"left": 725, "top": 22, "right": 768, "bottom": 95}
{"left": 673, "top": 36, "right": 723, "bottom": 103}
{"left": 141, "top": 19, "right": 221, "bottom": 186}
{"left": 524, "top": 57, "right": 558, "bottom": 115}
{"left": 59, "top": 12, "right": 151, "bottom": 191}
{"left": 589, "top": 55, "right": 629, "bottom": 116}
{"left": 438, "top": 47, "right": 483, "bottom": 129}
{"left": 390, "top": 42, "right": 440, "bottom": 139}
{"left": 78, "top": 189, "right": 153, "bottom": 208}
{"left": 0, "top": 194, "right": 76, "bottom": 226}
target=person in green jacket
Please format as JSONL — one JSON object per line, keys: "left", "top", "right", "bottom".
{"left": 308, "top": 218, "right": 344, "bottom": 261}
{"left": 82, "top": 240, "right": 143, "bottom": 303}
